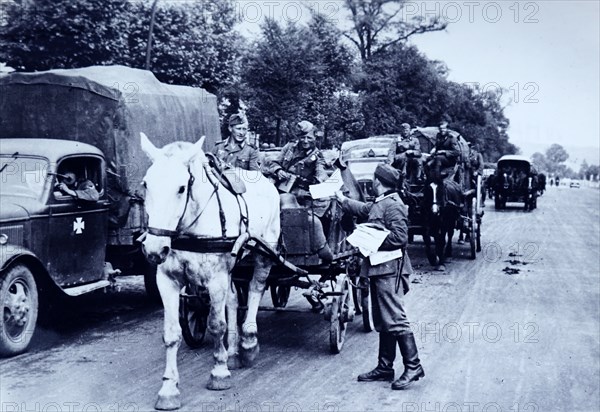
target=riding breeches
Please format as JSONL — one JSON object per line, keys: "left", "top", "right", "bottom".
{"left": 369, "top": 274, "right": 412, "bottom": 335}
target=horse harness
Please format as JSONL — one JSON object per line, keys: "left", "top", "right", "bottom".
{"left": 146, "top": 161, "right": 250, "bottom": 253}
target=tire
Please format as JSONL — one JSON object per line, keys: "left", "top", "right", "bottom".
{"left": 0, "top": 264, "right": 39, "bottom": 356}
{"left": 329, "top": 275, "right": 353, "bottom": 354}
{"left": 270, "top": 285, "right": 291, "bottom": 309}
{"left": 469, "top": 198, "right": 477, "bottom": 259}
{"left": 179, "top": 285, "right": 209, "bottom": 349}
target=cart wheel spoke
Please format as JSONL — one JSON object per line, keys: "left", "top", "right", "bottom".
{"left": 329, "top": 275, "right": 354, "bottom": 354}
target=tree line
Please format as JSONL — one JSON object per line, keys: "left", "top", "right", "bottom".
{"left": 1, "top": 0, "right": 517, "bottom": 161}
{"left": 532, "top": 144, "right": 599, "bottom": 180}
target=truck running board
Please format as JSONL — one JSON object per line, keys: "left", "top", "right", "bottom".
{"left": 63, "top": 280, "right": 112, "bottom": 296}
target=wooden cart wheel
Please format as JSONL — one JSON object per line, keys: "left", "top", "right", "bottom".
{"left": 329, "top": 274, "right": 354, "bottom": 354}
{"left": 179, "top": 285, "right": 209, "bottom": 348}
{"left": 351, "top": 280, "right": 362, "bottom": 315}
{"left": 469, "top": 197, "right": 477, "bottom": 260}
{"left": 270, "top": 285, "right": 291, "bottom": 309}
{"left": 476, "top": 217, "right": 482, "bottom": 253}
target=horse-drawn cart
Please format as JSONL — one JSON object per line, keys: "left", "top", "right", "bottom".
{"left": 177, "top": 170, "right": 373, "bottom": 355}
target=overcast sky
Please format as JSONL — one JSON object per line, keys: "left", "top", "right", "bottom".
{"left": 235, "top": 0, "right": 600, "bottom": 165}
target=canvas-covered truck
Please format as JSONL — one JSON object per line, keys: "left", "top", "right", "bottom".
{"left": 0, "top": 65, "right": 221, "bottom": 355}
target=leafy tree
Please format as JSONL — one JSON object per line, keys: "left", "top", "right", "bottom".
{"left": 355, "top": 43, "right": 516, "bottom": 160}
{"left": 341, "top": 0, "right": 447, "bottom": 61}
{"left": 357, "top": 44, "right": 447, "bottom": 134}
{"left": 587, "top": 165, "right": 600, "bottom": 181}
{"left": 242, "top": 15, "right": 354, "bottom": 146}
{"left": 531, "top": 152, "right": 549, "bottom": 172}
{"left": 543, "top": 144, "right": 569, "bottom": 175}
{"left": 0, "top": 0, "right": 241, "bottom": 92}
{"left": 0, "top": 0, "right": 132, "bottom": 70}
{"left": 546, "top": 144, "right": 569, "bottom": 165}
{"left": 127, "top": 0, "right": 241, "bottom": 92}
{"left": 326, "top": 89, "right": 366, "bottom": 148}
{"left": 242, "top": 18, "right": 315, "bottom": 145}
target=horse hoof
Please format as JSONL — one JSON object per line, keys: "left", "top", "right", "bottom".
{"left": 207, "top": 374, "right": 232, "bottom": 391}
{"left": 228, "top": 354, "right": 243, "bottom": 370}
{"left": 240, "top": 342, "right": 260, "bottom": 367}
{"left": 434, "top": 265, "right": 446, "bottom": 272}
{"left": 155, "top": 395, "right": 181, "bottom": 410}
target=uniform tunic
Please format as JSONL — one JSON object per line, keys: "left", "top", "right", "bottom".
{"left": 266, "top": 141, "right": 328, "bottom": 197}
{"left": 434, "top": 132, "right": 461, "bottom": 167}
{"left": 212, "top": 139, "right": 260, "bottom": 171}
{"left": 342, "top": 192, "right": 414, "bottom": 335}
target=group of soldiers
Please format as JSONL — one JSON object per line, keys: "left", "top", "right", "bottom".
{"left": 211, "top": 113, "right": 487, "bottom": 392}
{"left": 391, "top": 121, "right": 484, "bottom": 193}
{"left": 213, "top": 114, "right": 485, "bottom": 194}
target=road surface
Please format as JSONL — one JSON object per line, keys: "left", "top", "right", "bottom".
{"left": 1, "top": 185, "right": 599, "bottom": 412}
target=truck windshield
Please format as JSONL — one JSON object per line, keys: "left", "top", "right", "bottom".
{"left": 0, "top": 156, "right": 49, "bottom": 199}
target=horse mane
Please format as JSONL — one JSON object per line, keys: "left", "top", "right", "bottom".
{"left": 159, "top": 140, "right": 211, "bottom": 170}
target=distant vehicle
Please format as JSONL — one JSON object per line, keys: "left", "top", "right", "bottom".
{"left": 494, "top": 155, "right": 538, "bottom": 211}
{"left": 570, "top": 181, "right": 581, "bottom": 188}
{"left": 340, "top": 135, "right": 396, "bottom": 200}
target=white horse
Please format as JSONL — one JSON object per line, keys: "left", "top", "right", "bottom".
{"left": 140, "top": 133, "right": 280, "bottom": 410}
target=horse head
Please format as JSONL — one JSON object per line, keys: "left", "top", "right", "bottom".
{"left": 140, "top": 132, "right": 206, "bottom": 264}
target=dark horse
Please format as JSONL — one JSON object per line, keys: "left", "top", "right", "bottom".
{"left": 422, "top": 157, "right": 464, "bottom": 270}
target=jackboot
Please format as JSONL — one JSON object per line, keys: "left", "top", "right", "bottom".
{"left": 391, "top": 332, "right": 425, "bottom": 390}
{"left": 357, "top": 333, "right": 396, "bottom": 382}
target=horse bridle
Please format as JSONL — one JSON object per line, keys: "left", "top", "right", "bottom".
{"left": 146, "top": 166, "right": 218, "bottom": 239}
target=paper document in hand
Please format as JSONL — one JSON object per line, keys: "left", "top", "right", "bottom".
{"left": 309, "top": 169, "right": 344, "bottom": 199}
{"left": 346, "top": 224, "right": 389, "bottom": 256}
{"left": 369, "top": 249, "right": 403, "bottom": 265}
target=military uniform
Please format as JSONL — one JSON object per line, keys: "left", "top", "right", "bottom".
{"left": 434, "top": 132, "right": 461, "bottom": 167}
{"left": 340, "top": 164, "right": 424, "bottom": 390}
{"left": 266, "top": 141, "right": 328, "bottom": 195}
{"left": 58, "top": 179, "right": 99, "bottom": 202}
{"left": 212, "top": 139, "right": 260, "bottom": 171}
{"left": 341, "top": 192, "right": 413, "bottom": 332}
{"left": 393, "top": 135, "right": 423, "bottom": 184}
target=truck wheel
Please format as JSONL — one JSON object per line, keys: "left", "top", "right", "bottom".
{"left": 0, "top": 264, "right": 39, "bottom": 356}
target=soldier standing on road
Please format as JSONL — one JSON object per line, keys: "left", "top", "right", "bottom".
{"left": 212, "top": 113, "right": 260, "bottom": 171}
{"left": 335, "top": 164, "right": 425, "bottom": 390}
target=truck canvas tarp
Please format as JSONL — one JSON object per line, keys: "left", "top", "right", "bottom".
{"left": 0, "top": 65, "right": 221, "bottom": 242}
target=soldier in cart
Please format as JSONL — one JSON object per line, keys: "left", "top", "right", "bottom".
{"left": 212, "top": 113, "right": 261, "bottom": 171}
{"left": 427, "top": 121, "right": 461, "bottom": 183}
{"left": 392, "top": 123, "right": 424, "bottom": 184}
{"left": 265, "top": 120, "right": 333, "bottom": 262}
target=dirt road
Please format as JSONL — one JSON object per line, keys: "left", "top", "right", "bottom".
{"left": 1, "top": 186, "right": 598, "bottom": 412}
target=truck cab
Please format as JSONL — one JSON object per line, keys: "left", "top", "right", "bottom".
{"left": 0, "top": 138, "right": 110, "bottom": 355}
